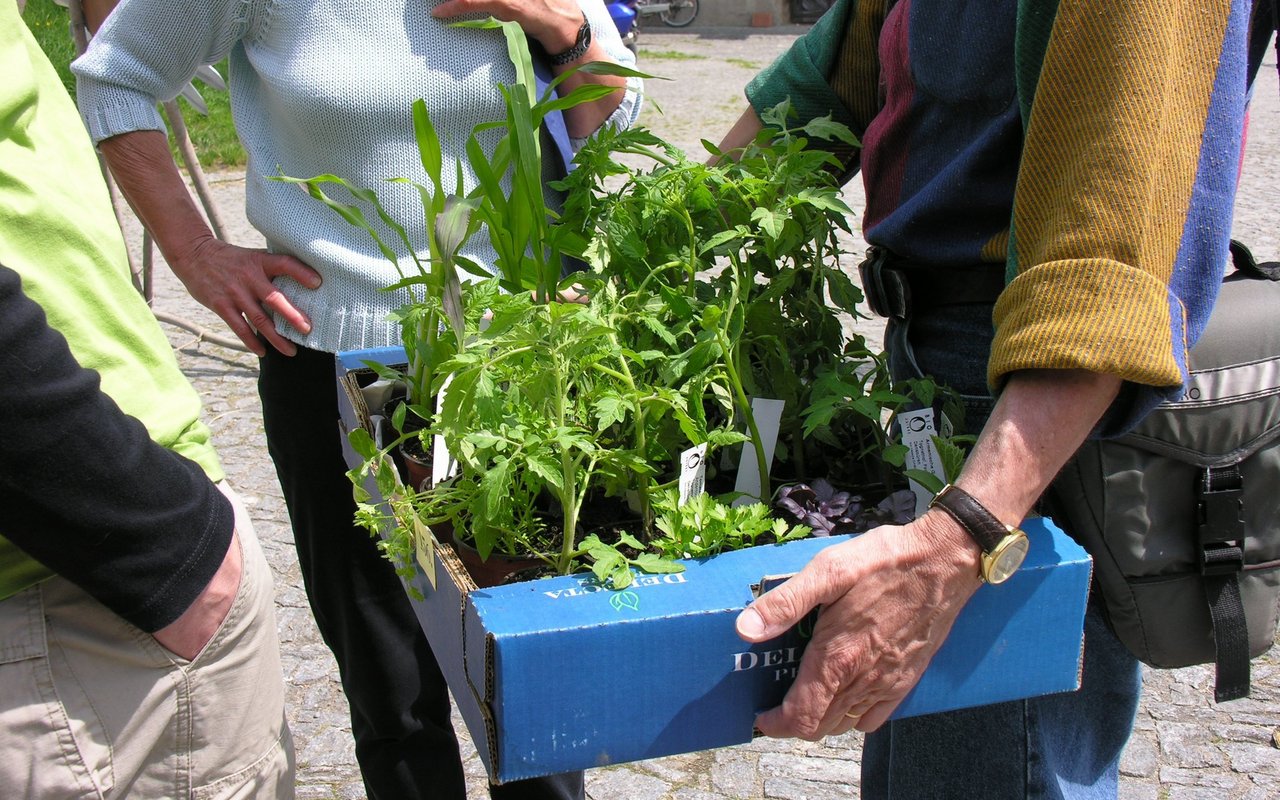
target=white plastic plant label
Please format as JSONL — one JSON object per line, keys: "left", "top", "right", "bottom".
{"left": 411, "top": 513, "right": 437, "bottom": 589}
{"left": 678, "top": 443, "right": 708, "bottom": 505}
{"left": 431, "top": 374, "right": 459, "bottom": 486}
{"left": 732, "top": 397, "right": 786, "bottom": 506}
{"left": 431, "top": 432, "right": 456, "bottom": 488}
{"left": 899, "top": 407, "right": 946, "bottom": 517}
{"left": 362, "top": 379, "right": 401, "bottom": 449}
{"left": 939, "top": 410, "right": 954, "bottom": 439}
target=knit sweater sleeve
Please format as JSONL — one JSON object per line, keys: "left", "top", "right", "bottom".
{"left": 745, "top": 0, "right": 855, "bottom": 126}
{"left": 72, "top": 0, "right": 259, "bottom": 143}
{"left": 992, "top": 0, "right": 1249, "bottom": 432}
{"left": 0, "top": 263, "right": 234, "bottom": 633}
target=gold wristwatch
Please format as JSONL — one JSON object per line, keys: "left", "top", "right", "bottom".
{"left": 929, "top": 484, "right": 1029, "bottom": 584}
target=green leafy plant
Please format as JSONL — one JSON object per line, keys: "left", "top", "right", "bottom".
{"left": 421, "top": 276, "right": 742, "bottom": 571}
{"left": 801, "top": 342, "right": 971, "bottom": 493}
{"left": 456, "top": 17, "right": 643, "bottom": 303}
{"left": 312, "top": 21, "right": 975, "bottom": 590}
{"left": 650, "top": 489, "right": 811, "bottom": 561}
{"left": 558, "top": 102, "right": 873, "bottom": 498}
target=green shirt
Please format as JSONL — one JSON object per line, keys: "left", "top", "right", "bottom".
{"left": 0, "top": 7, "right": 223, "bottom": 600}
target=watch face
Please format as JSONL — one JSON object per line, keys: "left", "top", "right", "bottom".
{"left": 984, "top": 532, "right": 1030, "bottom": 584}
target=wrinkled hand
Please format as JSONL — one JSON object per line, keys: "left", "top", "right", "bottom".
{"left": 172, "top": 236, "right": 321, "bottom": 357}
{"left": 432, "top": 0, "right": 585, "bottom": 52}
{"left": 153, "top": 529, "right": 243, "bottom": 661}
{"left": 736, "top": 514, "right": 983, "bottom": 739}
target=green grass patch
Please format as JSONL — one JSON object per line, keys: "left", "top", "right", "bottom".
{"left": 21, "top": 0, "right": 246, "bottom": 170}
{"left": 725, "top": 58, "right": 760, "bottom": 70}
{"left": 638, "top": 48, "right": 707, "bottom": 61}
{"left": 21, "top": 0, "right": 77, "bottom": 98}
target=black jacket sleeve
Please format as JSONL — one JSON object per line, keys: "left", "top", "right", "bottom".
{"left": 0, "top": 263, "right": 234, "bottom": 632}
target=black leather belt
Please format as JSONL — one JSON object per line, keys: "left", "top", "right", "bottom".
{"left": 858, "top": 246, "right": 1008, "bottom": 319}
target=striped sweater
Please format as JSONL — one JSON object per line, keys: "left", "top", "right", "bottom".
{"left": 747, "top": 0, "right": 1251, "bottom": 430}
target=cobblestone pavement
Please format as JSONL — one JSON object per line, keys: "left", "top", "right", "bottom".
{"left": 131, "top": 27, "right": 1280, "bottom": 800}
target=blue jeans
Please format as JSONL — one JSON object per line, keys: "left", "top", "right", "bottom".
{"left": 867, "top": 308, "right": 1143, "bottom": 800}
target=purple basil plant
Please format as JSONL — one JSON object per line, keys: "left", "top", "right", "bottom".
{"left": 774, "top": 479, "right": 916, "bottom": 536}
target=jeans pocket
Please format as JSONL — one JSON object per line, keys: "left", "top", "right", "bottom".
{"left": 886, "top": 316, "right": 996, "bottom": 435}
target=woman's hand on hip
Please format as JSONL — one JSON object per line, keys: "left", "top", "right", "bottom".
{"left": 171, "top": 236, "right": 321, "bottom": 358}
{"left": 97, "top": 130, "right": 321, "bottom": 357}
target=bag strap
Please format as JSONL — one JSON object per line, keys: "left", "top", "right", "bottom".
{"left": 1198, "top": 464, "right": 1252, "bottom": 701}
{"left": 1228, "top": 239, "right": 1280, "bottom": 280}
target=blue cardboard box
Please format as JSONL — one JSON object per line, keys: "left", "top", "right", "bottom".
{"left": 336, "top": 347, "right": 1092, "bottom": 783}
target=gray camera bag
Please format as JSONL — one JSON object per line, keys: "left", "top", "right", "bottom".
{"left": 1048, "top": 2, "right": 1280, "bottom": 704}
{"left": 1048, "top": 249, "right": 1280, "bottom": 702}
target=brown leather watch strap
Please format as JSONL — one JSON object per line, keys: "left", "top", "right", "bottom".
{"left": 929, "top": 484, "right": 1006, "bottom": 554}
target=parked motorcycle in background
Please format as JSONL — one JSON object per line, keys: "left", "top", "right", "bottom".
{"left": 607, "top": 0, "right": 700, "bottom": 57}
{"left": 635, "top": 0, "right": 700, "bottom": 28}
{"left": 607, "top": 0, "right": 639, "bottom": 53}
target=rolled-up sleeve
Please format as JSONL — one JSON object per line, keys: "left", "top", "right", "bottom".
{"left": 745, "top": 0, "right": 857, "bottom": 127}
{"left": 991, "top": 0, "right": 1249, "bottom": 432}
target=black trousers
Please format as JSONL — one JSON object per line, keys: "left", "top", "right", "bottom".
{"left": 259, "top": 344, "right": 584, "bottom": 800}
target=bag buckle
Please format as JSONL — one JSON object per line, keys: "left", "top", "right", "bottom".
{"left": 857, "top": 247, "right": 911, "bottom": 319}
{"left": 1198, "top": 466, "right": 1245, "bottom": 576}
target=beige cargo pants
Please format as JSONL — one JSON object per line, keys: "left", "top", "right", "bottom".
{"left": 0, "top": 483, "right": 295, "bottom": 799}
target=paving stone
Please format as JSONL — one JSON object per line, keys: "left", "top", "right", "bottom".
{"left": 1120, "top": 733, "right": 1158, "bottom": 779}
{"left": 1225, "top": 742, "right": 1280, "bottom": 776}
{"left": 1116, "top": 782, "right": 1159, "bottom": 800}
{"left": 1165, "top": 786, "right": 1248, "bottom": 800}
{"left": 758, "top": 753, "right": 857, "bottom": 785}
{"left": 1157, "top": 721, "right": 1223, "bottom": 769}
{"left": 711, "top": 750, "right": 760, "bottom": 797}
{"left": 667, "top": 791, "right": 729, "bottom": 800}
{"left": 1212, "top": 722, "right": 1278, "bottom": 745}
{"left": 295, "top": 728, "right": 358, "bottom": 769}
{"left": 1158, "top": 767, "right": 1238, "bottom": 788}
{"left": 585, "top": 767, "right": 668, "bottom": 800}
{"left": 1241, "top": 776, "right": 1280, "bottom": 800}
{"left": 635, "top": 752, "right": 713, "bottom": 787}
{"left": 763, "top": 776, "right": 856, "bottom": 800}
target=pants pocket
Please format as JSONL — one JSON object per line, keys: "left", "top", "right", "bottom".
{"left": 185, "top": 485, "right": 295, "bottom": 795}
{"left": 149, "top": 484, "right": 268, "bottom": 667}
{"left": 0, "top": 586, "right": 110, "bottom": 799}
{"left": 193, "top": 725, "right": 295, "bottom": 800}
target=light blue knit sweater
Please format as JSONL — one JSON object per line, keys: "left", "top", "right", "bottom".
{"left": 73, "top": 0, "right": 641, "bottom": 354}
